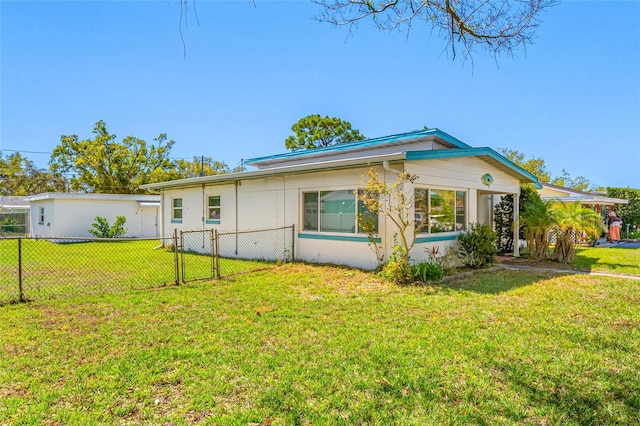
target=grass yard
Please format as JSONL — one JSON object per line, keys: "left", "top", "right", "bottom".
{"left": 573, "top": 246, "right": 640, "bottom": 276}
{"left": 1, "top": 262, "right": 639, "bottom": 425}
{"left": 0, "top": 239, "right": 277, "bottom": 304}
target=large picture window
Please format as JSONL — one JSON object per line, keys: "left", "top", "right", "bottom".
{"left": 415, "top": 188, "right": 466, "bottom": 233}
{"left": 303, "top": 190, "right": 377, "bottom": 234}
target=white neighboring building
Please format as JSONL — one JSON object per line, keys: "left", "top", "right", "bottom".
{"left": 142, "top": 129, "right": 540, "bottom": 269}
{"left": 0, "top": 196, "right": 31, "bottom": 235}
{"left": 537, "top": 183, "right": 629, "bottom": 212}
{"left": 24, "top": 193, "right": 160, "bottom": 238}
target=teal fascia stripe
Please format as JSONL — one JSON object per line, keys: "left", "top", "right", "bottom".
{"left": 206, "top": 220, "right": 221, "bottom": 225}
{"left": 245, "top": 128, "right": 471, "bottom": 165}
{"left": 415, "top": 234, "right": 459, "bottom": 243}
{"left": 171, "top": 219, "right": 183, "bottom": 224}
{"left": 405, "top": 148, "right": 542, "bottom": 188}
{"left": 298, "top": 233, "right": 381, "bottom": 243}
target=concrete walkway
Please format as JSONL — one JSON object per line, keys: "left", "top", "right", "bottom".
{"left": 596, "top": 239, "right": 640, "bottom": 249}
{"left": 498, "top": 263, "right": 640, "bottom": 281}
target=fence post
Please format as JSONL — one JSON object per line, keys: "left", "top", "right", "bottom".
{"left": 214, "top": 229, "right": 220, "bottom": 279}
{"left": 173, "top": 229, "right": 180, "bottom": 285}
{"left": 291, "top": 224, "right": 295, "bottom": 262}
{"left": 18, "top": 237, "right": 24, "bottom": 303}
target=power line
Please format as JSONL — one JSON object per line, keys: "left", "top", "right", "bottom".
{"left": 0, "top": 149, "right": 52, "bottom": 155}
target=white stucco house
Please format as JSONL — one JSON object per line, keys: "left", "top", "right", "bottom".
{"left": 142, "top": 129, "right": 540, "bottom": 269}
{"left": 24, "top": 193, "right": 160, "bottom": 238}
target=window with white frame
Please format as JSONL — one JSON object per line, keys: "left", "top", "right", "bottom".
{"left": 172, "top": 198, "right": 183, "bottom": 222}
{"left": 414, "top": 188, "right": 466, "bottom": 233}
{"left": 207, "top": 195, "right": 220, "bottom": 223}
{"left": 38, "top": 207, "right": 45, "bottom": 224}
{"left": 303, "top": 190, "right": 377, "bottom": 234}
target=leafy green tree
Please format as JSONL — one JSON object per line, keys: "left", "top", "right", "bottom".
{"left": 174, "top": 156, "right": 241, "bottom": 179}
{"left": 551, "top": 169, "right": 594, "bottom": 192}
{"left": 551, "top": 202, "right": 600, "bottom": 264}
{"left": 500, "top": 149, "right": 599, "bottom": 191}
{"left": 494, "top": 184, "right": 541, "bottom": 253}
{"left": 315, "top": 0, "right": 556, "bottom": 60}
{"left": 0, "top": 152, "right": 67, "bottom": 196}
{"left": 499, "top": 149, "right": 551, "bottom": 183}
{"left": 285, "top": 115, "right": 365, "bottom": 151}
{"left": 50, "top": 121, "right": 177, "bottom": 194}
{"left": 493, "top": 193, "right": 515, "bottom": 253}
{"left": 606, "top": 187, "right": 640, "bottom": 229}
{"left": 88, "top": 216, "right": 128, "bottom": 238}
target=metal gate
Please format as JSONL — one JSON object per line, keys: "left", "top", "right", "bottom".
{"left": 178, "top": 229, "right": 219, "bottom": 283}
{"left": 174, "top": 225, "right": 295, "bottom": 283}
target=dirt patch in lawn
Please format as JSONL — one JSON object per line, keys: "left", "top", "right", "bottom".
{"left": 496, "top": 255, "right": 583, "bottom": 271}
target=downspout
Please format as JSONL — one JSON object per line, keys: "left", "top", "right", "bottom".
{"left": 201, "top": 184, "right": 206, "bottom": 248}
{"left": 382, "top": 160, "right": 403, "bottom": 175}
{"left": 513, "top": 191, "right": 520, "bottom": 257}
{"left": 235, "top": 180, "right": 239, "bottom": 255}
{"left": 154, "top": 190, "right": 165, "bottom": 249}
{"left": 202, "top": 184, "right": 206, "bottom": 231}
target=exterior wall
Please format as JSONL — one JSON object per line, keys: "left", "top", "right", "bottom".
{"left": 29, "top": 198, "right": 159, "bottom": 238}
{"left": 158, "top": 156, "right": 523, "bottom": 270}
{"left": 160, "top": 166, "right": 380, "bottom": 269}
{"left": 405, "top": 157, "right": 522, "bottom": 262}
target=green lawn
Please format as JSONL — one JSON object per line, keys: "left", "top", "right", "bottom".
{"left": 1, "top": 263, "right": 639, "bottom": 425}
{"left": 573, "top": 246, "right": 640, "bottom": 276}
{"left": 0, "top": 239, "right": 276, "bottom": 304}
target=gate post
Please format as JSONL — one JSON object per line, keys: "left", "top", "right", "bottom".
{"left": 173, "top": 229, "right": 180, "bottom": 285}
{"left": 18, "top": 237, "right": 25, "bottom": 303}
{"left": 214, "top": 229, "right": 220, "bottom": 279}
{"left": 290, "top": 224, "right": 295, "bottom": 262}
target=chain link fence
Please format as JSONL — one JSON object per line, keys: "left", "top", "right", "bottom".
{"left": 0, "top": 225, "right": 295, "bottom": 305}
{"left": 178, "top": 226, "right": 295, "bottom": 282}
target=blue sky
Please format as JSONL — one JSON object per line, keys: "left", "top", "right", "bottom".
{"left": 1, "top": 0, "right": 639, "bottom": 189}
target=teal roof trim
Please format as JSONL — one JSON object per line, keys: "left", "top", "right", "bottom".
{"left": 298, "top": 233, "right": 380, "bottom": 243}
{"left": 405, "top": 148, "right": 542, "bottom": 188}
{"left": 415, "top": 234, "right": 459, "bottom": 244}
{"left": 245, "top": 128, "right": 471, "bottom": 165}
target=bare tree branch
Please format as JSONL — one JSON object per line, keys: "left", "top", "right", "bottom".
{"left": 314, "top": 0, "right": 558, "bottom": 60}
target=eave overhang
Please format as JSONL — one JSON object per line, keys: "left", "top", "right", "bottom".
{"left": 142, "top": 146, "right": 541, "bottom": 191}
{"left": 141, "top": 153, "right": 407, "bottom": 191}
{"left": 405, "top": 148, "right": 542, "bottom": 188}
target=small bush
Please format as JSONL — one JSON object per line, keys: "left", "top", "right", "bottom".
{"left": 0, "top": 218, "right": 21, "bottom": 234}
{"left": 411, "top": 261, "right": 443, "bottom": 282}
{"left": 379, "top": 246, "right": 412, "bottom": 285}
{"left": 88, "top": 216, "right": 128, "bottom": 238}
{"left": 457, "top": 223, "right": 498, "bottom": 269}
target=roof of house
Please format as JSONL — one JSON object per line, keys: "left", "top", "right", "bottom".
{"left": 0, "top": 196, "right": 30, "bottom": 210}
{"left": 24, "top": 193, "right": 160, "bottom": 203}
{"left": 244, "top": 128, "right": 472, "bottom": 168}
{"left": 142, "top": 145, "right": 541, "bottom": 191}
{"left": 538, "top": 182, "right": 628, "bottom": 205}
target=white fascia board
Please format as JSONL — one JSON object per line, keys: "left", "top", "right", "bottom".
{"left": 141, "top": 152, "right": 407, "bottom": 191}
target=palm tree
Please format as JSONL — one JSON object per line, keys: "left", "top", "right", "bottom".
{"left": 551, "top": 202, "right": 601, "bottom": 264}
{"left": 520, "top": 196, "right": 555, "bottom": 259}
